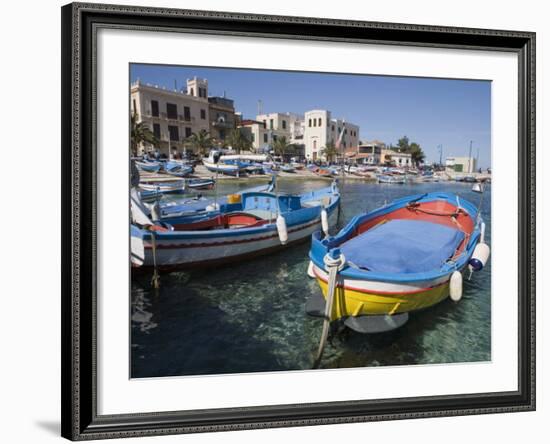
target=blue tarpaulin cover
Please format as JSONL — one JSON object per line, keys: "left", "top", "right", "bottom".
{"left": 341, "top": 219, "right": 465, "bottom": 274}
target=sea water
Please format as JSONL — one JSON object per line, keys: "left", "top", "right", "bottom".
{"left": 131, "top": 179, "right": 491, "bottom": 377}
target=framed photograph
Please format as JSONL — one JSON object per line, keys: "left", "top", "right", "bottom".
{"left": 61, "top": 2, "right": 535, "bottom": 440}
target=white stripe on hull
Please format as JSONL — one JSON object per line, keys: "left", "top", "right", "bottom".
{"left": 143, "top": 212, "right": 337, "bottom": 267}
{"left": 311, "top": 264, "right": 450, "bottom": 293}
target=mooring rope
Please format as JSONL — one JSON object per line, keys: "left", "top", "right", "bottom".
{"left": 313, "top": 251, "right": 345, "bottom": 369}
{"left": 149, "top": 229, "right": 160, "bottom": 289}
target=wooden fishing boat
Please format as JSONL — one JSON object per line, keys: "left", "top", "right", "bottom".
{"left": 159, "top": 176, "right": 275, "bottom": 219}
{"left": 162, "top": 161, "right": 194, "bottom": 177}
{"left": 139, "top": 180, "right": 186, "bottom": 194}
{"left": 306, "top": 191, "right": 490, "bottom": 333}
{"left": 281, "top": 164, "right": 296, "bottom": 173}
{"left": 135, "top": 161, "right": 161, "bottom": 173}
{"left": 131, "top": 182, "right": 340, "bottom": 269}
{"left": 186, "top": 178, "right": 215, "bottom": 190}
{"left": 377, "top": 174, "right": 406, "bottom": 184}
{"left": 316, "top": 169, "right": 332, "bottom": 177}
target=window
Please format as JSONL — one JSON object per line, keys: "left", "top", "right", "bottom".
{"left": 168, "top": 125, "right": 179, "bottom": 141}
{"left": 263, "top": 133, "right": 268, "bottom": 143}
{"left": 185, "top": 127, "right": 192, "bottom": 138}
{"left": 184, "top": 106, "right": 191, "bottom": 121}
{"left": 269, "top": 119, "right": 273, "bottom": 129}
{"left": 273, "top": 135, "right": 277, "bottom": 142}
{"left": 251, "top": 133, "right": 255, "bottom": 142}
{"left": 153, "top": 123, "right": 161, "bottom": 139}
{"left": 313, "top": 119, "right": 317, "bottom": 127}
{"left": 313, "top": 140, "right": 317, "bottom": 149}
{"left": 166, "top": 103, "right": 178, "bottom": 120}
{"left": 263, "top": 120, "right": 267, "bottom": 129}
{"left": 151, "top": 100, "right": 159, "bottom": 117}
{"left": 132, "top": 99, "right": 137, "bottom": 114}
{"left": 200, "top": 109, "right": 206, "bottom": 119}
{"left": 219, "top": 130, "right": 225, "bottom": 140}
{"left": 331, "top": 125, "right": 335, "bottom": 132}
{"left": 190, "top": 88, "right": 194, "bottom": 96}
{"left": 318, "top": 118, "right": 322, "bottom": 126}
{"left": 282, "top": 120, "right": 287, "bottom": 130}
{"left": 308, "top": 119, "right": 312, "bottom": 127}
{"left": 338, "top": 127, "right": 341, "bottom": 134}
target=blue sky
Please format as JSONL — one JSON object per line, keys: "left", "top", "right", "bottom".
{"left": 131, "top": 64, "right": 491, "bottom": 168}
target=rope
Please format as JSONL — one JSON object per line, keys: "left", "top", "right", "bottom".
{"left": 149, "top": 229, "right": 160, "bottom": 289}
{"left": 313, "top": 251, "right": 345, "bottom": 369}
{"left": 406, "top": 202, "right": 463, "bottom": 218}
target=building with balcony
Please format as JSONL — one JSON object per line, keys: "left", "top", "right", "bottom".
{"left": 381, "top": 149, "right": 413, "bottom": 167}
{"left": 130, "top": 77, "right": 211, "bottom": 156}
{"left": 208, "top": 96, "right": 237, "bottom": 143}
{"left": 302, "top": 110, "right": 359, "bottom": 161}
{"left": 345, "top": 140, "right": 385, "bottom": 164}
{"left": 238, "top": 119, "right": 269, "bottom": 152}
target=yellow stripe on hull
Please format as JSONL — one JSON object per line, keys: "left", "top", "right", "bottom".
{"left": 316, "top": 279, "right": 450, "bottom": 320}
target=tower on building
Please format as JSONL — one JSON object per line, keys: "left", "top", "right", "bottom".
{"left": 186, "top": 77, "right": 208, "bottom": 98}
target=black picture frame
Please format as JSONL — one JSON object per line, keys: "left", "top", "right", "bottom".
{"left": 61, "top": 2, "right": 536, "bottom": 440}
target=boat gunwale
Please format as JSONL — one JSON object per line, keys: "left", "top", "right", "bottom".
{"left": 309, "top": 192, "right": 483, "bottom": 283}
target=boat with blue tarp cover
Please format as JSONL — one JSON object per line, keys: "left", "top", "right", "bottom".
{"left": 306, "top": 191, "right": 490, "bottom": 333}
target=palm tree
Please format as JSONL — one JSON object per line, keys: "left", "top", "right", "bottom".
{"left": 227, "top": 128, "right": 252, "bottom": 154}
{"left": 272, "top": 136, "right": 295, "bottom": 160}
{"left": 187, "top": 129, "right": 213, "bottom": 157}
{"left": 130, "top": 110, "right": 158, "bottom": 156}
{"left": 321, "top": 141, "right": 339, "bottom": 163}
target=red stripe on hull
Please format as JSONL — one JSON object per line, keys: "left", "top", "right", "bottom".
{"left": 144, "top": 218, "right": 321, "bottom": 250}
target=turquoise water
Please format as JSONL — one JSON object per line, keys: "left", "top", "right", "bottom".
{"left": 131, "top": 179, "right": 491, "bottom": 378}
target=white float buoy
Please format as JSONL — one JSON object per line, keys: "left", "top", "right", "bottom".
{"left": 469, "top": 242, "right": 491, "bottom": 272}
{"left": 205, "top": 202, "right": 220, "bottom": 212}
{"left": 449, "top": 271, "right": 463, "bottom": 302}
{"left": 276, "top": 214, "right": 288, "bottom": 245}
{"left": 321, "top": 209, "right": 329, "bottom": 236}
{"left": 307, "top": 260, "right": 315, "bottom": 278}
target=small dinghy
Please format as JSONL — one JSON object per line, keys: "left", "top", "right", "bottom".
{"left": 377, "top": 174, "right": 406, "bottom": 184}
{"left": 186, "top": 178, "right": 215, "bottom": 190}
{"left": 139, "top": 180, "right": 186, "bottom": 194}
{"left": 135, "top": 161, "right": 161, "bottom": 173}
{"left": 306, "top": 191, "right": 490, "bottom": 333}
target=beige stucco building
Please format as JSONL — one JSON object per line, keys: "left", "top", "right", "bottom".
{"left": 130, "top": 78, "right": 212, "bottom": 156}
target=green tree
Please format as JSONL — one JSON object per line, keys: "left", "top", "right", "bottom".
{"left": 393, "top": 136, "right": 425, "bottom": 167}
{"left": 321, "top": 141, "right": 339, "bottom": 163}
{"left": 409, "top": 142, "right": 425, "bottom": 167}
{"left": 272, "top": 136, "right": 295, "bottom": 160}
{"left": 396, "top": 136, "right": 410, "bottom": 152}
{"left": 130, "top": 110, "right": 158, "bottom": 156}
{"left": 227, "top": 128, "right": 253, "bottom": 154}
{"left": 187, "top": 129, "right": 213, "bottom": 156}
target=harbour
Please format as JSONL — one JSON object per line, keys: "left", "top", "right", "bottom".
{"left": 131, "top": 179, "right": 491, "bottom": 378}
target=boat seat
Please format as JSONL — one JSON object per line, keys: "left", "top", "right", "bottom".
{"left": 242, "top": 209, "right": 277, "bottom": 220}
{"left": 340, "top": 219, "right": 465, "bottom": 274}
